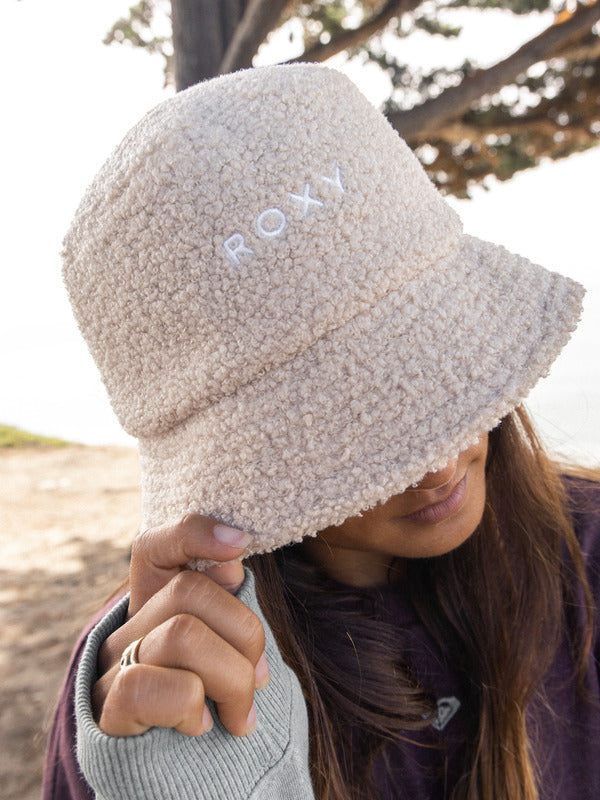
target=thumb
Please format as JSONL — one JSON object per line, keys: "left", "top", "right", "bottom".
{"left": 196, "top": 522, "right": 248, "bottom": 594}
{"left": 129, "top": 516, "right": 251, "bottom": 614}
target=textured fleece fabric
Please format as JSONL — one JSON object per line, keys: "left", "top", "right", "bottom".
{"left": 62, "top": 63, "right": 585, "bottom": 565}
{"left": 74, "top": 571, "right": 314, "bottom": 800}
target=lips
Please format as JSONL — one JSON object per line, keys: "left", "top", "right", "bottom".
{"left": 400, "top": 474, "right": 468, "bottom": 525}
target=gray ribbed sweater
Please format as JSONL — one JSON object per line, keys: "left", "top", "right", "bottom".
{"left": 75, "top": 571, "right": 315, "bottom": 799}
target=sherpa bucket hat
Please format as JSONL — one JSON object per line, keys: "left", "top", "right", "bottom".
{"left": 63, "top": 63, "right": 584, "bottom": 560}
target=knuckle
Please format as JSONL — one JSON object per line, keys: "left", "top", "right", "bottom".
{"left": 163, "top": 613, "right": 203, "bottom": 649}
{"left": 185, "top": 672, "right": 206, "bottom": 710}
{"left": 130, "top": 527, "right": 154, "bottom": 563}
{"left": 169, "top": 568, "right": 201, "bottom": 602}
{"left": 180, "top": 512, "right": 203, "bottom": 531}
{"left": 180, "top": 513, "right": 217, "bottom": 543}
{"left": 237, "top": 611, "right": 265, "bottom": 657}
{"left": 169, "top": 569, "right": 219, "bottom": 608}
{"left": 108, "top": 665, "right": 145, "bottom": 714}
{"left": 228, "top": 658, "right": 256, "bottom": 699}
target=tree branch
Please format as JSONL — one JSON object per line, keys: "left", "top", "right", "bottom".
{"left": 388, "top": 0, "right": 600, "bottom": 141}
{"left": 553, "top": 27, "right": 600, "bottom": 61}
{"left": 434, "top": 114, "right": 592, "bottom": 146}
{"left": 219, "top": 0, "right": 289, "bottom": 73}
{"left": 286, "top": 0, "right": 420, "bottom": 65}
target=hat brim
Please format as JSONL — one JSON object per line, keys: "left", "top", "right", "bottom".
{"left": 138, "top": 234, "right": 583, "bottom": 561}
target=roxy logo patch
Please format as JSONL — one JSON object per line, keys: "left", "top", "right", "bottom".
{"left": 432, "top": 696, "right": 461, "bottom": 731}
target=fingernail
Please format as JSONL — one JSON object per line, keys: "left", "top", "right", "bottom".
{"left": 213, "top": 524, "right": 253, "bottom": 548}
{"left": 246, "top": 702, "right": 257, "bottom": 735}
{"left": 202, "top": 704, "right": 214, "bottom": 733}
{"left": 254, "top": 653, "right": 270, "bottom": 689}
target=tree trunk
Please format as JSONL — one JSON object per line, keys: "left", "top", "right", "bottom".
{"left": 288, "top": 0, "right": 415, "bottom": 66}
{"left": 171, "top": 0, "right": 248, "bottom": 90}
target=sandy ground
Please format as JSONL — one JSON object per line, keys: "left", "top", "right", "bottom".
{"left": 0, "top": 444, "right": 141, "bottom": 800}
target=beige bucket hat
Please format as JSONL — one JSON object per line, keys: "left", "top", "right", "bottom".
{"left": 63, "top": 64, "right": 584, "bottom": 560}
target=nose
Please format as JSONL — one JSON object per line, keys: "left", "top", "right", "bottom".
{"left": 413, "top": 458, "right": 458, "bottom": 491}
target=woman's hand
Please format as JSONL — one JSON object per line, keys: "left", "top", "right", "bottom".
{"left": 91, "top": 515, "right": 269, "bottom": 739}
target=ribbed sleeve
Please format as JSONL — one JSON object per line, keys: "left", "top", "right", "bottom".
{"left": 74, "top": 571, "right": 314, "bottom": 800}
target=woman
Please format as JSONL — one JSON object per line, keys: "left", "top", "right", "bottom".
{"left": 44, "top": 64, "right": 600, "bottom": 799}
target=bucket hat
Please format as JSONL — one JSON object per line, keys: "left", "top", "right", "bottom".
{"left": 62, "top": 64, "right": 584, "bottom": 562}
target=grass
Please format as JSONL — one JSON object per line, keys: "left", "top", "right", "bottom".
{"left": 0, "top": 425, "right": 69, "bottom": 449}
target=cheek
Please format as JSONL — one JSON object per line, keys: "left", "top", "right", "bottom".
{"left": 316, "top": 436, "right": 489, "bottom": 559}
{"left": 406, "top": 477, "right": 486, "bottom": 558}
{"left": 359, "top": 444, "right": 488, "bottom": 557}
{"left": 398, "top": 452, "right": 488, "bottom": 558}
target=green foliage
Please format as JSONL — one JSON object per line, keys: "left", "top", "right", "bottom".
{"left": 105, "top": 0, "right": 600, "bottom": 196}
{"left": 104, "top": 0, "right": 173, "bottom": 86}
{"left": 415, "top": 52, "right": 600, "bottom": 195}
{"left": 413, "top": 15, "right": 462, "bottom": 37}
{"left": 448, "top": 0, "right": 552, "bottom": 13}
{"left": 364, "top": 3, "right": 600, "bottom": 195}
{"left": 0, "top": 425, "right": 68, "bottom": 448}
{"left": 293, "top": 0, "right": 369, "bottom": 48}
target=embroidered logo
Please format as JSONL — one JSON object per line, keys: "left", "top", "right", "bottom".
{"left": 432, "top": 696, "right": 461, "bottom": 731}
{"left": 223, "top": 162, "right": 345, "bottom": 266}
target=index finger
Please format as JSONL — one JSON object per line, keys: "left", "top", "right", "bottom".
{"left": 129, "top": 515, "right": 252, "bottom": 615}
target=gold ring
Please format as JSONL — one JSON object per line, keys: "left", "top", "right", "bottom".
{"left": 120, "top": 637, "right": 144, "bottom": 668}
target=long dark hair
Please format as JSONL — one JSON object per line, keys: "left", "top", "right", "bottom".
{"left": 248, "top": 407, "right": 596, "bottom": 800}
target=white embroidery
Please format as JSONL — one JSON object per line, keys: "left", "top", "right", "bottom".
{"left": 289, "top": 183, "right": 324, "bottom": 216}
{"left": 222, "top": 162, "right": 345, "bottom": 264}
{"left": 223, "top": 233, "right": 254, "bottom": 266}
{"left": 432, "top": 696, "right": 461, "bottom": 731}
{"left": 321, "top": 162, "right": 345, "bottom": 193}
{"left": 256, "top": 208, "right": 287, "bottom": 240}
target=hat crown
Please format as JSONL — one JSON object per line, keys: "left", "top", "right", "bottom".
{"left": 63, "top": 64, "right": 461, "bottom": 436}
